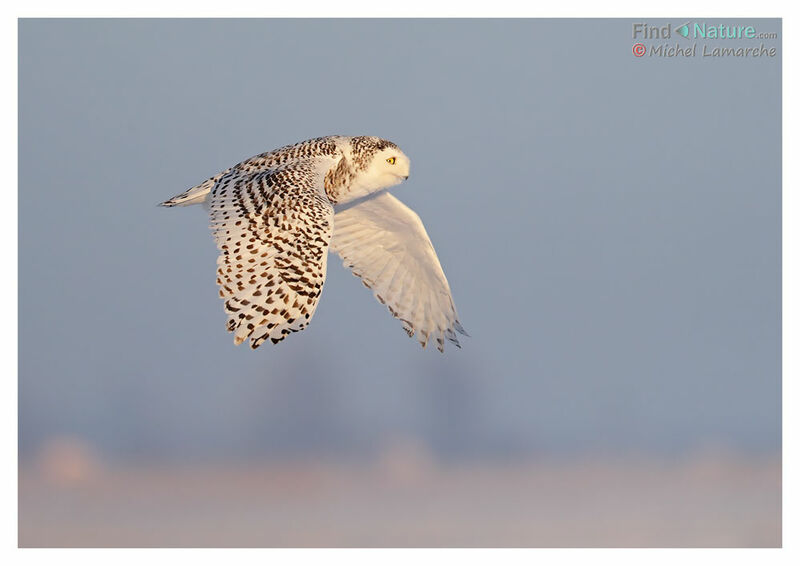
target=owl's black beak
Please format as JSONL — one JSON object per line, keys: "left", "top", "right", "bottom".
{"left": 402, "top": 175, "right": 409, "bottom": 180}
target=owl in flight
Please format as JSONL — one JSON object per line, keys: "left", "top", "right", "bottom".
{"left": 160, "top": 136, "right": 466, "bottom": 352}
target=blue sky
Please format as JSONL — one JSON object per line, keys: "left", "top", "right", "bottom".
{"left": 19, "top": 19, "right": 781, "bottom": 461}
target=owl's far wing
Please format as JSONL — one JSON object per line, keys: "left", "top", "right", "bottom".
{"left": 209, "top": 158, "right": 336, "bottom": 348}
{"left": 330, "top": 191, "right": 466, "bottom": 352}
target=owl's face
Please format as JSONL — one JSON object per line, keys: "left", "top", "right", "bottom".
{"left": 357, "top": 145, "right": 411, "bottom": 193}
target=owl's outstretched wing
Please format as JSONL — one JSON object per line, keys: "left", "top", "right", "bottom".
{"left": 209, "top": 158, "right": 336, "bottom": 348}
{"left": 331, "top": 191, "right": 466, "bottom": 352}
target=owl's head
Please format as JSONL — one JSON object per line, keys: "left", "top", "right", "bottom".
{"left": 363, "top": 143, "right": 410, "bottom": 188}
{"left": 346, "top": 137, "right": 411, "bottom": 199}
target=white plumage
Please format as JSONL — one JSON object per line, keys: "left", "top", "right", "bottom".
{"left": 332, "top": 191, "right": 466, "bottom": 352}
{"left": 161, "top": 135, "right": 466, "bottom": 352}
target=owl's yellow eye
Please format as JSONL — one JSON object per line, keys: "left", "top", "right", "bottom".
{"left": 386, "top": 157, "right": 396, "bottom": 165}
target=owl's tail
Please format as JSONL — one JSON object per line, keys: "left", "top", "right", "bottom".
{"left": 159, "top": 169, "right": 231, "bottom": 207}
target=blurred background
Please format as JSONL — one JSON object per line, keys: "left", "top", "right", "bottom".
{"left": 18, "top": 19, "right": 781, "bottom": 546}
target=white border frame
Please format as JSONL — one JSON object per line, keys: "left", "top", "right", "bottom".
{"left": 4, "top": 2, "right": 794, "bottom": 563}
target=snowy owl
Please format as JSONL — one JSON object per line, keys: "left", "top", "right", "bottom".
{"left": 160, "top": 135, "right": 466, "bottom": 352}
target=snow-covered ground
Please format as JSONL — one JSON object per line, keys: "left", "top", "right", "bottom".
{"left": 19, "top": 450, "right": 780, "bottom": 547}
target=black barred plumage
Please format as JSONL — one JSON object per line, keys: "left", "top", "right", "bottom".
{"left": 160, "top": 135, "right": 467, "bottom": 352}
